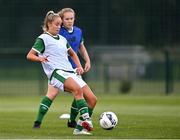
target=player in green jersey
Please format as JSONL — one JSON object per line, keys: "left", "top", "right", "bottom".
{"left": 27, "top": 10, "right": 94, "bottom": 135}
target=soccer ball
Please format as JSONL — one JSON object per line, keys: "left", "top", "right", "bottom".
{"left": 99, "top": 111, "right": 118, "bottom": 130}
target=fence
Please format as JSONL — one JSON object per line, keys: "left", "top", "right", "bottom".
{"left": 87, "top": 46, "right": 180, "bottom": 95}
{"left": 0, "top": 50, "right": 46, "bottom": 96}
{"left": 0, "top": 46, "right": 179, "bottom": 96}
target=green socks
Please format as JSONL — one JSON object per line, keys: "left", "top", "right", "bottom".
{"left": 76, "top": 99, "right": 89, "bottom": 120}
{"left": 75, "top": 99, "right": 89, "bottom": 131}
{"left": 88, "top": 107, "right": 93, "bottom": 117}
{"left": 35, "top": 96, "right": 52, "bottom": 123}
{"left": 69, "top": 99, "right": 79, "bottom": 122}
{"left": 70, "top": 99, "right": 94, "bottom": 122}
{"left": 70, "top": 99, "right": 94, "bottom": 131}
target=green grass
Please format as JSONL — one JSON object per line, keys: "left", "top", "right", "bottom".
{"left": 0, "top": 94, "right": 180, "bottom": 139}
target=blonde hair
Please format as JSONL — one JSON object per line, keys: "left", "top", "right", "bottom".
{"left": 42, "top": 10, "right": 60, "bottom": 32}
{"left": 58, "top": 8, "right": 75, "bottom": 19}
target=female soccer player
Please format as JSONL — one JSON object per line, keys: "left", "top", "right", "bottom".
{"left": 58, "top": 8, "right": 97, "bottom": 128}
{"left": 27, "top": 10, "right": 93, "bottom": 135}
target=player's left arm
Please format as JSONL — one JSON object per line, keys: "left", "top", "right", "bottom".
{"left": 79, "top": 43, "right": 91, "bottom": 72}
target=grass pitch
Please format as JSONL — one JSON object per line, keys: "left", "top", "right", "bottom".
{"left": 0, "top": 94, "right": 180, "bottom": 139}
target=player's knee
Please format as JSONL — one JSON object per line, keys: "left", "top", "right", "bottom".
{"left": 73, "top": 87, "right": 83, "bottom": 99}
{"left": 46, "top": 92, "right": 57, "bottom": 100}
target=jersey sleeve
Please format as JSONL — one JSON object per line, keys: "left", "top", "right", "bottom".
{"left": 66, "top": 42, "right": 71, "bottom": 50}
{"left": 80, "top": 37, "right": 84, "bottom": 44}
{"left": 32, "top": 38, "right": 45, "bottom": 53}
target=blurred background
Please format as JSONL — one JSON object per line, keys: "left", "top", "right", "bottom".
{"left": 0, "top": 0, "right": 179, "bottom": 96}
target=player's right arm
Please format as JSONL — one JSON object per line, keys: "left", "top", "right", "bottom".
{"left": 27, "top": 49, "right": 48, "bottom": 62}
{"left": 27, "top": 38, "right": 48, "bottom": 63}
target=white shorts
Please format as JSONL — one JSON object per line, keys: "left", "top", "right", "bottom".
{"left": 49, "top": 69, "right": 86, "bottom": 91}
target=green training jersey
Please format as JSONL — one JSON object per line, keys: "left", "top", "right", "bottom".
{"left": 32, "top": 33, "right": 74, "bottom": 79}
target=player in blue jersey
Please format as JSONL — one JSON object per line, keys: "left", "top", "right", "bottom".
{"left": 58, "top": 8, "right": 97, "bottom": 128}
{"left": 59, "top": 8, "right": 91, "bottom": 71}
{"left": 27, "top": 11, "right": 94, "bottom": 135}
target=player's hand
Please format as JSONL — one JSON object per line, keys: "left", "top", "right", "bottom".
{"left": 84, "top": 62, "right": 91, "bottom": 72}
{"left": 76, "top": 67, "right": 84, "bottom": 75}
{"left": 39, "top": 57, "right": 48, "bottom": 63}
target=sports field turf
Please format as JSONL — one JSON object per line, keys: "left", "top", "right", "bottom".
{"left": 0, "top": 94, "right": 180, "bottom": 139}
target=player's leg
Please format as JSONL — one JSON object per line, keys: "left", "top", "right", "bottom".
{"left": 64, "top": 77, "right": 93, "bottom": 134}
{"left": 71, "top": 74, "right": 97, "bottom": 118}
{"left": 33, "top": 85, "right": 59, "bottom": 128}
{"left": 69, "top": 75, "right": 94, "bottom": 133}
{"left": 67, "top": 74, "right": 82, "bottom": 128}
{"left": 82, "top": 85, "right": 97, "bottom": 118}
{"left": 73, "top": 85, "right": 96, "bottom": 134}
{"left": 64, "top": 77, "right": 90, "bottom": 120}
{"left": 67, "top": 98, "right": 78, "bottom": 128}
{"left": 67, "top": 83, "right": 97, "bottom": 128}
